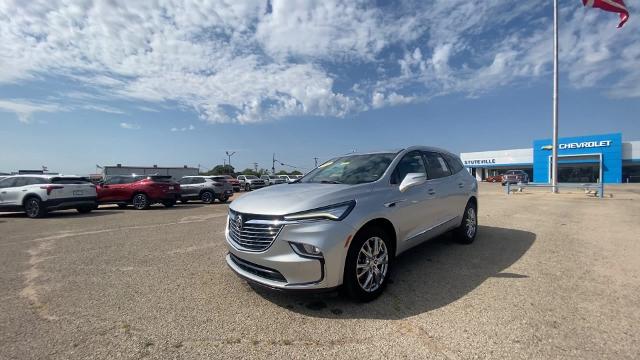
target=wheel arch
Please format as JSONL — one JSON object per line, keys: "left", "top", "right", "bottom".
{"left": 22, "top": 193, "right": 43, "bottom": 206}
{"left": 130, "top": 191, "right": 149, "bottom": 201}
{"left": 467, "top": 195, "right": 478, "bottom": 211}
{"left": 353, "top": 217, "right": 397, "bottom": 257}
{"left": 199, "top": 188, "right": 215, "bottom": 196}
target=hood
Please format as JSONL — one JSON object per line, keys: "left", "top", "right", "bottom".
{"left": 230, "top": 182, "right": 370, "bottom": 215}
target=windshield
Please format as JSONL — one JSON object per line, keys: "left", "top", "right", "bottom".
{"left": 300, "top": 153, "right": 397, "bottom": 185}
{"left": 245, "top": 175, "right": 258, "bottom": 179}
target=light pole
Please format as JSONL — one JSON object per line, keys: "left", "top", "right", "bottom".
{"left": 551, "top": 0, "right": 559, "bottom": 193}
{"left": 225, "top": 151, "right": 236, "bottom": 169}
{"left": 313, "top": 157, "right": 319, "bottom": 168}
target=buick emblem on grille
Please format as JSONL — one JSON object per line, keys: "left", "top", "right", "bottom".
{"left": 236, "top": 215, "right": 243, "bottom": 231}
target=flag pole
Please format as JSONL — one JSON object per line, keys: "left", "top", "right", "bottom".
{"left": 551, "top": 0, "right": 559, "bottom": 193}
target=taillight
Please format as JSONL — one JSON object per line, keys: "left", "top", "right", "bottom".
{"left": 40, "top": 185, "right": 64, "bottom": 195}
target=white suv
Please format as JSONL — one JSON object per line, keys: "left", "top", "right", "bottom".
{"left": 0, "top": 175, "right": 98, "bottom": 218}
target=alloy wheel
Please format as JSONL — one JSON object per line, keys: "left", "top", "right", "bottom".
{"left": 25, "top": 199, "right": 40, "bottom": 218}
{"left": 466, "top": 207, "right": 477, "bottom": 238}
{"left": 356, "top": 236, "right": 389, "bottom": 292}
{"left": 201, "top": 191, "right": 213, "bottom": 203}
{"left": 133, "top": 194, "right": 147, "bottom": 209}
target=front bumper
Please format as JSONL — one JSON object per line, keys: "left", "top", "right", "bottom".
{"left": 225, "top": 217, "right": 356, "bottom": 290}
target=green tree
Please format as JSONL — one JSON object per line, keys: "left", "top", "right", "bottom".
{"left": 241, "top": 168, "right": 258, "bottom": 176}
{"left": 290, "top": 170, "right": 302, "bottom": 175}
{"left": 202, "top": 164, "right": 235, "bottom": 175}
{"left": 275, "top": 170, "right": 288, "bottom": 175}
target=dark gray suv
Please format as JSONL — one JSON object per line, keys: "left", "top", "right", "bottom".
{"left": 501, "top": 170, "right": 529, "bottom": 185}
{"left": 178, "top": 176, "right": 233, "bottom": 203}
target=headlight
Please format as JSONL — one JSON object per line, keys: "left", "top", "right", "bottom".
{"left": 283, "top": 201, "right": 355, "bottom": 221}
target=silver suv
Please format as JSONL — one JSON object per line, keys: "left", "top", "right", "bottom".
{"left": 261, "top": 175, "right": 286, "bottom": 185}
{"left": 178, "top": 176, "right": 233, "bottom": 203}
{"left": 225, "top": 147, "right": 478, "bottom": 301}
{"left": 236, "top": 175, "right": 266, "bottom": 191}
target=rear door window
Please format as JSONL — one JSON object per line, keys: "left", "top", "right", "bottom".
{"left": 442, "top": 153, "right": 464, "bottom": 174}
{"left": 178, "top": 178, "right": 192, "bottom": 184}
{"left": 13, "top": 178, "right": 29, "bottom": 187}
{"left": 423, "top": 152, "right": 452, "bottom": 179}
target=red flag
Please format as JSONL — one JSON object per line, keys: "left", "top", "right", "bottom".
{"left": 583, "top": 0, "right": 630, "bottom": 28}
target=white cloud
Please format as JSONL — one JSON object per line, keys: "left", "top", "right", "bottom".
{"left": 0, "top": 0, "right": 638, "bottom": 124}
{"left": 171, "top": 124, "right": 196, "bottom": 132}
{"left": 120, "top": 122, "right": 140, "bottom": 130}
{"left": 0, "top": 99, "right": 66, "bottom": 123}
{"left": 81, "top": 104, "right": 125, "bottom": 114}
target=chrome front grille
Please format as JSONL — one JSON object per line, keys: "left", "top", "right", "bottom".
{"left": 228, "top": 211, "right": 284, "bottom": 252}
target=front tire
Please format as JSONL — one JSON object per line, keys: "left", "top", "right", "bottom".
{"left": 76, "top": 207, "right": 93, "bottom": 214}
{"left": 218, "top": 195, "right": 228, "bottom": 203}
{"left": 162, "top": 200, "right": 175, "bottom": 208}
{"left": 245, "top": 184, "right": 251, "bottom": 191}
{"left": 200, "top": 191, "right": 215, "bottom": 204}
{"left": 454, "top": 201, "right": 477, "bottom": 244}
{"left": 24, "top": 197, "right": 46, "bottom": 218}
{"left": 343, "top": 226, "right": 392, "bottom": 302}
{"left": 132, "top": 193, "right": 150, "bottom": 210}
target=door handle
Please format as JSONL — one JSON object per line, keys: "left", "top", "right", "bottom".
{"left": 384, "top": 199, "right": 406, "bottom": 208}
{"left": 427, "top": 189, "right": 436, "bottom": 195}
{"left": 458, "top": 182, "right": 465, "bottom": 188}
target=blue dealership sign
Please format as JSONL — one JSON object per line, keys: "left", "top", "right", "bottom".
{"left": 533, "top": 133, "right": 622, "bottom": 183}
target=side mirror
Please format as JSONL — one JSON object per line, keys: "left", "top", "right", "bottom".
{"left": 399, "top": 173, "right": 427, "bottom": 192}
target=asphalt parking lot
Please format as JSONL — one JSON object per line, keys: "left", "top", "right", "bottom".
{"left": 1, "top": 183, "right": 639, "bottom": 359}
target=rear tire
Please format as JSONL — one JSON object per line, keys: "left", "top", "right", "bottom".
{"left": 76, "top": 207, "right": 93, "bottom": 214}
{"left": 162, "top": 200, "right": 176, "bottom": 208}
{"left": 454, "top": 201, "right": 477, "bottom": 244}
{"left": 200, "top": 191, "right": 215, "bottom": 204}
{"left": 245, "top": 184, "right": 251, "bottom": 191}
{"left": 218, "top": 195, "right": 228, "bottom": 203}
{"left": 24, "top": 197, "right": 47, "bottom": 218}
{"left": 180, "top": 198, "right": 189, "bottom": 204}
{"left": 132, "top": 193, "right": 150, "bottom": 210}
{"left": 343, "top": 226, "right": 393, "bottom": 302}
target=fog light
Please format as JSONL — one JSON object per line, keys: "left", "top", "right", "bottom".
{"left": 290, "top": 242, "right": 323, "bottom": 259}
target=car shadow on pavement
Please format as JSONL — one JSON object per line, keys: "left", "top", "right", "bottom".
{"left": 98, "top": 204, "right": 211, "bottom": 210}
{"left": 253, "top": 225, "right": 535, "bottom": 319}
{"left": 0, "top": 210, "right": 121, "bottom": 218}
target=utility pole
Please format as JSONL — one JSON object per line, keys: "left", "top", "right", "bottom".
{"left": 313, "top": 157, "right": 319, "bottom": 168}
{"left": 551, "top": 0, "right": 559, "bottom": 193}
{"left": 253, "top": 162, "right": 258, "bottom": 173}
{"left": 272, "top": 153, "right": 276, "bottom": 175}
{"left": 225, "top": 151, "right": 236, "bottom": 169}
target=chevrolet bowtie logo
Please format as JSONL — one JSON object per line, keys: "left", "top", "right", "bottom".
{"left": 540, "top": 145, "right": 553, "bottom": 150}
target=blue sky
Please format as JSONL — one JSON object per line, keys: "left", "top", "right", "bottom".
{"left": 0, "top": 0, "right": 638, "bottom": 175}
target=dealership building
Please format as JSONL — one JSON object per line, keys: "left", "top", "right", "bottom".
{"left": 460, "top": 133, "right": 640, "bottom": 183}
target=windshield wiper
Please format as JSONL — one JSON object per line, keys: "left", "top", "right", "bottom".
{"left": 320, "top": 180, "right": 342, "bottom": 184}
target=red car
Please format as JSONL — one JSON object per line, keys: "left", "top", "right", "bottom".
{"left": 486, "top": 174, "right": 503, "bottom": 183}
{"left": 97, "top": 175, "right": 180, "bottom": 209}
{"left": 224, "top": 175, "right": 241, "bottom": 192}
